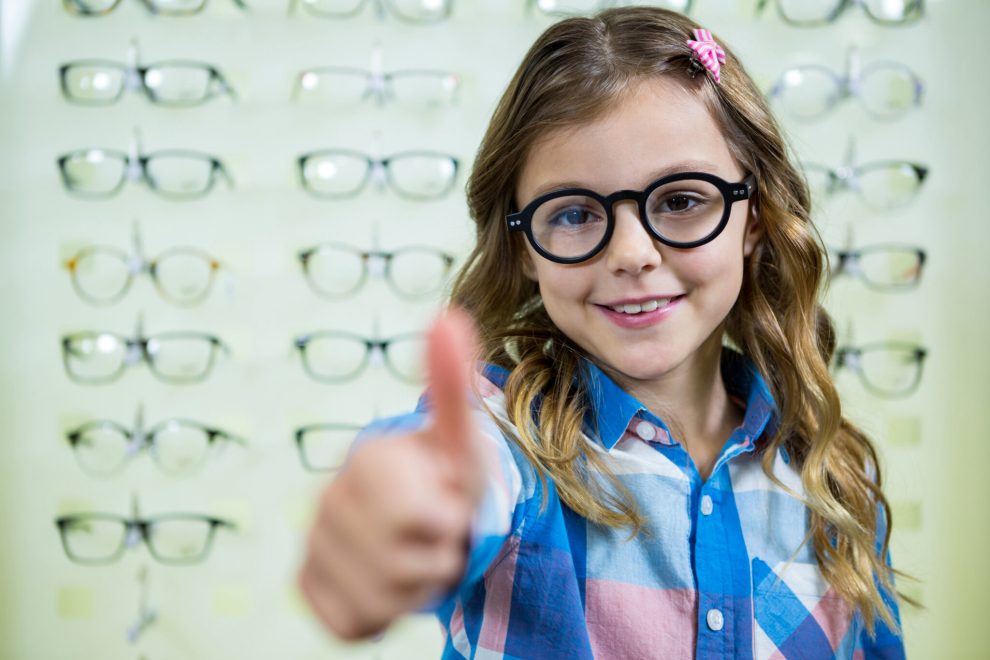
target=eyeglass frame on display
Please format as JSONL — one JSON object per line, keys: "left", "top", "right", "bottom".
{"left": 57, "top": 127, "right": 233, "bottom": 201}
{"left": 61, "top": 315, "right": 230, "bottom": 385}
{"left": 287, "top": 0, "right": 453, "bottom": 23}
{"left": 802, "top": 137, "right": 928, "bottom": 212}
{"left": 55, "top": 495, "right": 236, "bottom": 565}
{"left": 293, "top": 330, "right": 424, "bottom": 384}
{"left": 298, "top": 242, "right": 454, "bottom": 300}
{"left": 59, "top": 39, "right": 236, "bottom": 107}
{"left": 526, "top": 0, "right": 693, "bottom": 18}
{"left": 832, "top": 340, "right": 928, "bottom": 398}
{"left": 297, "top": 148, "right": 459, "bottom": 201}
{"left": 769, "top": 47, "right": 924, "bottom": 122}
{"left": 291, "top": 66, "right": 460, "bottom": 108}
{"left": 64, "top": 221, "right": 221, "bottom": 306}
{"left": 828, "top": 243, "right": 927, "bottom": 291}
{"left": 66, "top": 403, "right": 246, "bottom": 477}
{"left": 62, "top": 0, "right": 248, "bottom": 17}
{"left": 755, "top": 0, "right": 924, "bottom": 27}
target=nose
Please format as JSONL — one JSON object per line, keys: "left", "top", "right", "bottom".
{"left": 603, "top": 200, "right": 661, "bottom": 275}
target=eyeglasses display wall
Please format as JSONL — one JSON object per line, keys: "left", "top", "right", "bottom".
{"left": 0, "top": 1, "right": 985, "bottom": 659}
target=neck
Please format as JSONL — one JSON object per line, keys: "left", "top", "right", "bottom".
{"left": 607, "top": 334, "right": 743, "bottom": 457}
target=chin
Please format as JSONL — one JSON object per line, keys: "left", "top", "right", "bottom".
{"left": 600, "top": 351, "right": 680, "bottom": 383}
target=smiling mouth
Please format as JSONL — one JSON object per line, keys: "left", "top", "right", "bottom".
{"left": 600, "top": 295, "right": 684, "bottom": 315}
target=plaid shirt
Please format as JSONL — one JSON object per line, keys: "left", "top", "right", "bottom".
{"left": 356, "top": 348, "right": 905, "bottom": 659}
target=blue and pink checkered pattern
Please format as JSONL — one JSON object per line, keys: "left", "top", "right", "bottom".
{"left": 355, "top": 348, "right": 905, "bottom": 659}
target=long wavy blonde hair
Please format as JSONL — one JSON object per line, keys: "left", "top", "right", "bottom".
{"left": 449, "top": 6, "right": 917, "bottom": 636}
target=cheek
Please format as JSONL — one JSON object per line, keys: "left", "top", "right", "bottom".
{"left": 534, "top": 264, "right": 593, "bottom": 313}
{"left": 677, "top": 246, "right": 745, "bottom": 300}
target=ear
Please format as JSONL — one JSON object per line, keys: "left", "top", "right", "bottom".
{"left": 742, "top": 201, "right": 763, "bottom": 258}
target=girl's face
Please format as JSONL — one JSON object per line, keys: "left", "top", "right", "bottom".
{"left": 514, "top": 75, "right": 761, "bottom": 386}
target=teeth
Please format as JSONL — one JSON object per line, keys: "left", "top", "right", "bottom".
{"left": 610, "top": 298, "right": 673, "bottom": 314}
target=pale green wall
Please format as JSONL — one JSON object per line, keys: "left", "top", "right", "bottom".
{"left": 0, "top": 0, "right": 986, "bottom": 658}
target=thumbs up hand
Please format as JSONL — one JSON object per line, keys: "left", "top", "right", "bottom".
{"left": 298, "top": 308, "right": 488, "bottom": 640}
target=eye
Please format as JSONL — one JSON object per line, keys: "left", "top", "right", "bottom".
{"left": 547, "top": 206, "right": 603, "bottom": 228}
{"left": 653, "top": 193, "right": 706, "bottom": 214}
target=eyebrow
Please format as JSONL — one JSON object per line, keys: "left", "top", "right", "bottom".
{"left": 527, "top": 159, "right": 726, "bottom": 199}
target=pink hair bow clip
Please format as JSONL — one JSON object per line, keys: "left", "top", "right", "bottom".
{"left": 686, "top": 28, "right": 727, "bottom": 84}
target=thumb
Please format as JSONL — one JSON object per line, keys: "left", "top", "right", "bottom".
{"left": 424, "top": 307, "right": 486, "bottom": 500}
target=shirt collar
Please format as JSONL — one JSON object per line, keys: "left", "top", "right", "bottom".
{"left": 581, "top": 347, "right": 779, "bottom": 452}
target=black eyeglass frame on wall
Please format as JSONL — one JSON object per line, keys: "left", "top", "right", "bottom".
{"left": 506, "top": 171, "right": 757, "bottom": 265}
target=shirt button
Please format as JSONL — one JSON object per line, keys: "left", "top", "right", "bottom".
{"left": 706, "top": 608, "right": 724, "bottom": 632}
{"left": 700, "top": 494, "right": 714, "bottom": 516}
{"left": 634, "top": 421, "right": 656, "bottom": 441}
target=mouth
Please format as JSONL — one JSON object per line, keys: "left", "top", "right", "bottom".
{"left": 597, "top": 294, "right": 686, "bottom": 316}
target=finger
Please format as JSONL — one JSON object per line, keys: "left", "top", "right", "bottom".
{"left": 425, "top": 307, "right": 486, "bottom": 498}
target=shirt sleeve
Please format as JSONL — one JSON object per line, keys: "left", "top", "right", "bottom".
{"left": 347, "top": 390, "right": 527, "bottom": 615}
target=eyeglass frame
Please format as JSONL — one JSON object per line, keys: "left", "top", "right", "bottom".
{"left": 298, "top": 242, "right": 454, "bottom": 300}
{"left": 769, "top": 52, "right": 924, "bottom": 122}
{"left": 61, "top": 316, "right": 230, "bottom": 385}
{"left": 59, "top": 59, "right": 236, "bottom": 107}
{"left": 833, "top": 341, "right": 928, "bottom": 398}
{"left": 297, "top": 148, "right": 459, "bottom": 200}
{"left": 527, "top": 0, "right": 694, "bottom": 18}
{"left": 293, "top": 330, "right": 423, "bottom": 383}
{"left": 65, "top": 223, "right": 221, "bottom": 306}
{"left": 804, "top": 161, "right": 928, "bottom": 202}
{"left": 506, "top": 171, "right": 757, "bottom": 265}
{"left": 55, "top": 512, "right": 236, "bottom": 565}
{"left": 57, "top": 148, "right": 233, "bottom": 200}
{"left": 291, "top": 66, "right": 460, "bottom": 107}
{"left": 294, "top": 422, "right": 363, "bottom": 472}
{"left": 66, "top": 405, "right": 246, "bottom": 477}
{"left": 755, "top": 0, "right": 924, "bottom": 27}
{"left": 829, "top": 244, "right": 927, "bottom": 291}
{"left": 63, "top": 0, "right": 248, "bottom": 17}
{"left": 287, "top": 0, "right": 453, "bottom": 23}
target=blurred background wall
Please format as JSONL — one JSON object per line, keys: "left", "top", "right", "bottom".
{"left": 0, "top": 0, "right": 987, "bottom": 658}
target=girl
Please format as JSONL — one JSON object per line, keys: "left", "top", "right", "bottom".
{"left": 298, "top": 7, "right": 914, "bottom": 658}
